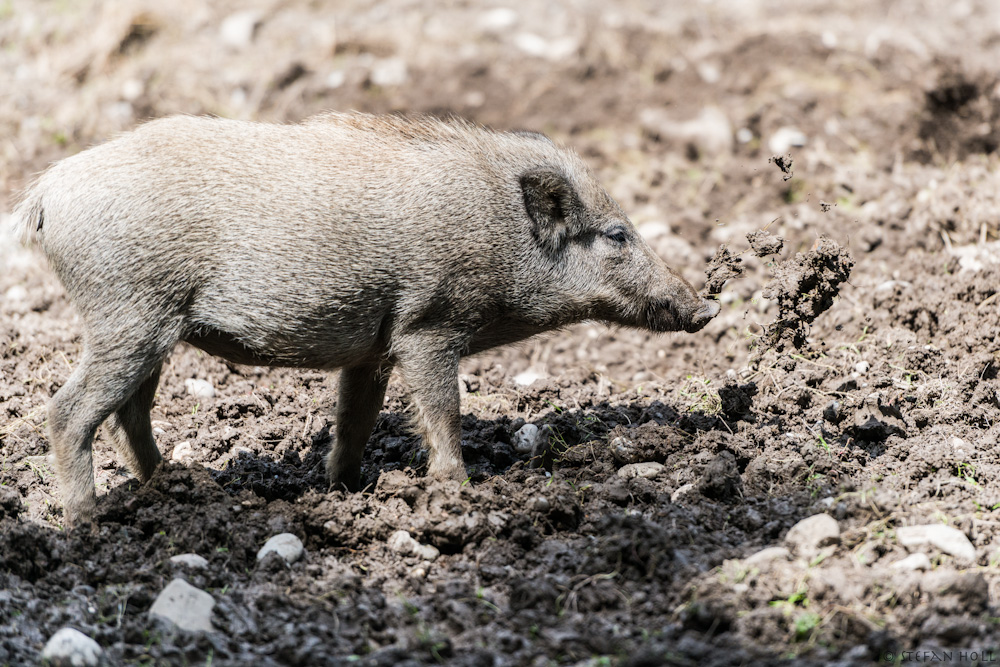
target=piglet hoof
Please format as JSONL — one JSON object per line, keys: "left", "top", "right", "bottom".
{"left": 62, "top": 497, "right": 98, "bottom": 531}
{"left": 429, "top": 462, "right": 469, "bottom": 488}
{"left": 327, "top": 472, "right": 361, "bottom": 493}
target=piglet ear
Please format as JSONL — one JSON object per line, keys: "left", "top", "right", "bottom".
{"left": 521, "top": 168, "right": 582, "bottom": 254}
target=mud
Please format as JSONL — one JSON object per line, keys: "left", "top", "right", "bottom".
{"left": 3, "top": 1, "right": 1000, "bottom": 665}
{"left": 704, "top": 245, "right": 745, "bottom": 295}
{"left": 759, "top": 237, "right": 855, "bottom": 352}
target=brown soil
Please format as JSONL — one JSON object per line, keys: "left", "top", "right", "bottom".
{"left": 3, "top": 1, "right": 1000, "bottom": 665}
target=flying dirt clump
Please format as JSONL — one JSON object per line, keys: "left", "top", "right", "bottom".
{"left": 747, "top": 230, "right": 784, "bottom": 257}
{"left": 704, "top": 245, "right": 745, "bottom": 294}
{"left": 759, "top": 236, "right": 854, "bottom": 351}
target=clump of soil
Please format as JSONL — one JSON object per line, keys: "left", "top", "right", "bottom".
{"left": 758, "top": 237, "right": 854, "bottom": 351}
{"left": 704, "top": 244, "right": 745, "bottom": 294}
{"left": 769, "top": 154, "right": 793, "bottom": 180}
{"left": 746, "top": 230, "right": 784, "bottom": 257}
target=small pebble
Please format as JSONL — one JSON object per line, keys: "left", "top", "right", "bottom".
{"left": 610, "top": 436, "right": 636, "bottom": 464}
{"left": 513, "top": 369, "right": 544, "bottom": 386}
{"left": 768, "top": 126, "right": 807, "bottom": 154}
{"left": 785, "top": 513, "right": 840, "bottom": 557}
{"left": 170, "top": 553, "right": 209, "bottom": 570}
{"left": 184, "top": 378, "right": 215, "bottom": 399}
{"left": 220, "top": 10, "right": 262, "bottom": 48}
{"left": 513, "top": 424, "right": 539, "bottom": 454}
{"left": 256, "top": 533, "right": 304, "bottom": 564}
{"left": 41, "top": 627, "right": 104, "bottom": 667}
{"left": 387, "top": 530, "right": 439, "bottom": 561}
{"left": 530, "top": 496, "right": 550, "bottom": 512}
{"left": 854, "top": 361, "right": 870, "bottom": 374}
{"left": 896, "top": 524, "right": 976, "bottom": 562}
{"left": 171, "top": 441, "right": 194, "bottom": 462}
{"left": 890, "top": 552, "right": 932, "bottom": 571}
{"left": 617, "top": 462, "right": 665, "bottom": 479}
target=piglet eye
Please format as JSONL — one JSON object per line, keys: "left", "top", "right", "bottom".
{"left": 605, "top": 227, "right": 629, "bottom": 245}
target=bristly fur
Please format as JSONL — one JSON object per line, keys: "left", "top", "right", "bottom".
{"left": 11, "top": 178, "right": 44, "bottom": 246}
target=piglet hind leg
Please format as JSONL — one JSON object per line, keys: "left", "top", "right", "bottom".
{"left": 48, "top": 321, "right": 179, "bottom": 526}
{"left": 326, "top": 362, "right": 393, "bottom": 492}
{"left": 393, "top": 336, "right": 467, "bottom": 484}
{"left": 103, "top": 365, "right": 164, "bottom": 483}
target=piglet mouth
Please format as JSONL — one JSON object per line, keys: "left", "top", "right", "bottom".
{"left": 685, "top": 298, "right": 720, "bottom": 332}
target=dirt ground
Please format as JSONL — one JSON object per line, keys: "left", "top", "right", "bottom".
{"left": 3, "top": 0, "right": 1000, "bottom": 664}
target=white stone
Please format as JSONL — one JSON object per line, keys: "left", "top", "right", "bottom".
{"left": 696, "top": 61, "right": 721, "bottom": 84}
{"left": 618, "top": 462, "right": 665, "bottom": 479}
{"left": 256, "top": 533, "right": 304, "bottom": 564}
{"left": 513, "top": 424, "right": 539, "bottom": 454}
{"left": 4, "top": 285, "right": 27, "bottom": 301}
{"left": 513, "top": 369, "right": 544, "bottom": 386}
{"left": 768, "top": 126, "right": 807, "bottom": 154}
{"left": 530, "top": 495, "right": 550, "bottom": 512}
{"left": 171, "top": 441, "right": 194, "bottom": 462}
{"left": 325, "top": 70, "right": 346, "bottom": 89}
{"left": 785, "top": 514, "right": 840, "bottom": 556}
{"left": 413, "top": 543, "right": 440, "bottom": 561}
{"left": 387, "top": 529, "right": 439, "bottom": 561}
{"left": 170, "top": 553, "right": 209, "bottom": 570}
{"left": 184, "top": 378, "right": 215, "bottom": 399}
{"left": 388, "top": 529, "right": 418, "bottom": 554}
{"left": 854, "top": 361, "right": 870, "bottom": 374}
{"left": 220, "top": 10, "right": 262, "bottom": 48}
{"left": 41, "top": 627, "right": 104, "bottom": 667}
{"left": 744, "top": 546, "right": 791, "bottom": 566}
{"left": 736, "top": 127, "right": 753, "bottom": 144}
{"left": 479, "top": 7, "right": 518, "bottom": 32}
{"left": 370, "top": 58, "right": 408, "bottom": 87}
{"left": 121, "top": 78, "right": 144, "bottom": 101}
{"left": 896, "top": 524, "right": 976, "bottom": 562}
{"left": 149, "top": 579, "right": 215, "bottom": 633}
{"left": 512, "top": 33, "right": 577, "bottom": 61}
{"left": 890, "top": 552, "right": 932, "bottom": 571}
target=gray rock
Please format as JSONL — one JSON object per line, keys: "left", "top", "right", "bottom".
{"left": 513, "top": 424, "right": 539, "bottom": 454}
{"left": 890, "top": 552, "right": 932, "bottom": 571}
{"left": 41, "top": 627, "right": 104, "bottom": 667}
{"left": 169, "top": 553, "right": 209, "bottom": 570}
{"left": 256, "top": 533, "right": 304, "bottom": 564}
{"left": 610, "top": 435, "right": 636, "bottom": 464}
{"left": 149, "top": 579, "right": 215, "bottom": 633}
{"left": 896, "top": 524, "right": 976, "bottom": 562}
{"left": 618, "top": 462, "right": 665, "bottom": 480}
{"left": 785, "top": 514, "right": 840, "bottom": 557}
